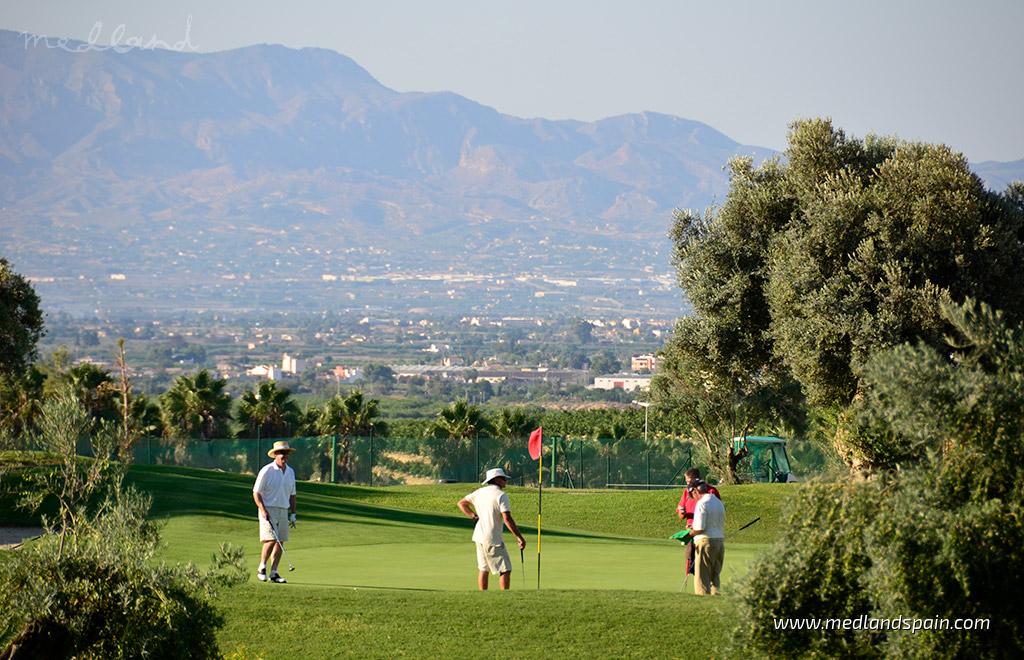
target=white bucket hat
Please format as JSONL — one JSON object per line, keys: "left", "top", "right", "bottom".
{"left": 482, "top": 467, "right": 510, "bottom": 484}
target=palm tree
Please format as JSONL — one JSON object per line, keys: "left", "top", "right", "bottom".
{"left": 160, "top": 369, "right": 232, "bottom": 440}
{"left": 317, "top": 389, "right": 386, "bottom": 482}
{"left": 129, "top": 393, "right": 164, "bottom": 438}
{"left": 493, "top": 407, "right": 538, "bottom": 443}
{"left": 425, "top": 399, "right": 494, "bottom": 479}
{"left": 58, "top": 362, "right": 119, "bottom": 424}
{"left": 236, "top": 381, "right": 301, "bottom": 439}
{"left": 0, "top": 368, "right": 46, "bottom": 439}
{"left": 429, "top": 398, "right": 493, "bottom": 440}
{"left": 492, "top": 407, "right": 539, "bottom": 477}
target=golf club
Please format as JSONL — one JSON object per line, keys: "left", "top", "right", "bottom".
{"left": 520, "top": 547, "right": 525, "bottom": 588}
{"left": 267, "top": 518, "right": 295, "bottom": 572}
{"left": 737, "top": 516, "right": 761, "bottom": 532}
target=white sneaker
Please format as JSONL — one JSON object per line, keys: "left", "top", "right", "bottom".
{"left": 257, "top": 568, "right": 267, "bottom": 582}
{"left": 269, "top": 573, "right": 287, "bottom": 584}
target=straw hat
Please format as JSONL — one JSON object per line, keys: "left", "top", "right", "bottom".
{"left": 267, "top": 440, "right": 296, "bottom": 458}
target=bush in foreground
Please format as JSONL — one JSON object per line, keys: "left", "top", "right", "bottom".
{"left": 736, "top": 301, "right": 1024, "bottom": 657}
{"left": 0, "top": 388, "right": 245, "bottom": 659}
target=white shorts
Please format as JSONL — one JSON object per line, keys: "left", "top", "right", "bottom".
{"left": 259, "top": 506, "right": 289, "bottom": 542}
{"left": 476, "top": 542, "right": 511, "bottom": 574}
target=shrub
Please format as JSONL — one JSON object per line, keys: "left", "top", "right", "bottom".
{"left": 735, "top": 480, "right": 882, "bottom": 658}
{"left": 0, "top": 388, "right": 245, "bottom": 658}
{"left": 0, "top": 488, "right": 245, "bottom": 658}
{"left": 736, "top": 301, "right": 1024, "bottom": 657}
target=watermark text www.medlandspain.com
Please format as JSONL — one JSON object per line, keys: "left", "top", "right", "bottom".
{"left": 774, "top": 616, "right": 990, "bottom": 633}
{"left": 21, "top": 16, "right": 198, "bottom": 53}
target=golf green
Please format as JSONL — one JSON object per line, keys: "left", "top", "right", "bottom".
{"left": 161, "top": 512, "right": 766, "bottom": 592}
{"left": 139, "top": 465, "right": 777, "bottom": 593}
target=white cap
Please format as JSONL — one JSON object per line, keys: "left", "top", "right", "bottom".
{"left": 482, "top": 467, "right": 510, "bottom": 484}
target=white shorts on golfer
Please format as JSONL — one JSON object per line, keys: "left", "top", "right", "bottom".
{"left": 259, "top": 506, "right": 290, "bottom": 542}
{"left": 476, "top": 543, "right": 512, "bottom": 574}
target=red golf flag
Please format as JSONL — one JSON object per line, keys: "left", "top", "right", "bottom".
{"left": 528, "top": 427, "right": 543, "bottom": 460}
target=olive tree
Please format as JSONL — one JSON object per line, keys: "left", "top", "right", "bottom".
{"left": 0, "top": 258, "right": 45, "bottom": 377}
{"left": 660, "top": 118, "right": 1024, "bottom": 470}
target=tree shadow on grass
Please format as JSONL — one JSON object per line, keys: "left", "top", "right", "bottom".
{"left": 127, "top": 465, "right": 615, "bottom": 542}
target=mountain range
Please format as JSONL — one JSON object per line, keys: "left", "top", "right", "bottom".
{"left": 0, "top": 29, "right": 1020, "bottom": 317}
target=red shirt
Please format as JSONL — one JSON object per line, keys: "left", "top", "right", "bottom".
{"left": 677, "top": 485, "right": 721, "bottom": 524}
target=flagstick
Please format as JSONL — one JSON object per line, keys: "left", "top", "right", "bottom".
{"left": 537, "top": 445, "right": 542, "bottom": 590}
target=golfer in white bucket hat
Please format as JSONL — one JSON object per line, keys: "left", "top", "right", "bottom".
{"left": 457, "top": 468, "right": 527, "bottom": 590}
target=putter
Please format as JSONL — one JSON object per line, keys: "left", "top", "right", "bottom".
{"left": 520, "top": 547, "right": 525, "bottom": 588}
{"left": 267, "top": 518, "right": 295, "bottom": 572}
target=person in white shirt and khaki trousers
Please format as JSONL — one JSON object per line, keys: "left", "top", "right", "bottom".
{"left": 690, "top": 480, "right": 726, "bottom": 595}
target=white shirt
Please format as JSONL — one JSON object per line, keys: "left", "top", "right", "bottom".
{"left": 253, "top": 461, "right": 296, "bottom": 509}
{"left": 463, "top": 484, "right": 511, "bottom": 546}
{"left": 692, "top": 492, "right": 725, "bottom": 541}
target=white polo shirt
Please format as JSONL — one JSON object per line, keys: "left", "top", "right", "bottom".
{"left": 692, "top": 492, "right": 725, "bottom": 541}
{"left": 253, "top": 461, "right": 296, "bottom": 509}
{"left": 463, "top": 484, "right": 511, "bottom": 546}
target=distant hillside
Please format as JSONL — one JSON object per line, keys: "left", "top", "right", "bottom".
{"left": 0, "top": 30, "right": 1019, "bottom": 316}
{"left": 972, "top": 159, "right": 1024, "bottom": 193}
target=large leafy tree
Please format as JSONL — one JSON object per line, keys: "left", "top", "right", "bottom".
{"left": 160, "top": 370, "right": 233, "bottom": 440}
{"left": 0, "top": 258, "right": 45, "bottom": 377}
{"left": 766, "top": 123, "right": 1024, "bottom": 406}
{"left": 660, "top": 118, "right": 1024, "bottom": 470}
{"left": 317, "top": 389, "right": 386, "bottom": 482}
{"left": 236, "top": 381, "right": 301, "bottom": 439}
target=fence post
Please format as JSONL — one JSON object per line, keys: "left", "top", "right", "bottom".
{"left": 606, "top": 454, "right": 610, "bottom": 488}
{"left": 331, "top": 435, "right": 337, "bottom": 484}
{"left": 475, "top": 433, "right": 480, "bottom": 482}
{"left": 579, "top": 440, "right": 584, "bottom": 489}
{"left": 369, "top": 431, "right": 374, "bottom": 487}
{"left": 646, "top": 451, "right": 651, "bottom": 490}
{"left": 147, "top": 435, "right": 153, "bottom": 466}
{"left": 551, "top": 436, "right": 557, "bottom": 488}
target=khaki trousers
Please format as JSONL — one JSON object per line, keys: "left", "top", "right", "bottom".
{"left": 693, "top": 537, "right": 724, "bottom": 595}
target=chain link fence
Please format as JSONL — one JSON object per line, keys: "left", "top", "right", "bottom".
{"left": 78, "top": 434, "right": 697, "bottom": 488}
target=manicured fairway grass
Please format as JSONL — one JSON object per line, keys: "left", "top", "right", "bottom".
{"left": 215, "top": 585, "right": 740, "bottom": 659}
{"left": 124, "top": 466, "right": 790, "bottom": 657}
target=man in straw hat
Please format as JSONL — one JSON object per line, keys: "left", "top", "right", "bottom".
{"left": 457, "top": 467, "right": 527, "bottom": 590}
{"left": 253, "top": 440, "right": 298, "bottom": 583}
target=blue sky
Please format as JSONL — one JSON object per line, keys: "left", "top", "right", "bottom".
{"left": 4, "top": 0, "right": 1022, "bottom": 162}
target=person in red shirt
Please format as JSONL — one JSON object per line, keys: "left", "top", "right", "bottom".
{"left": 676, "top": 468, "right": 721, "bottom": 577}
